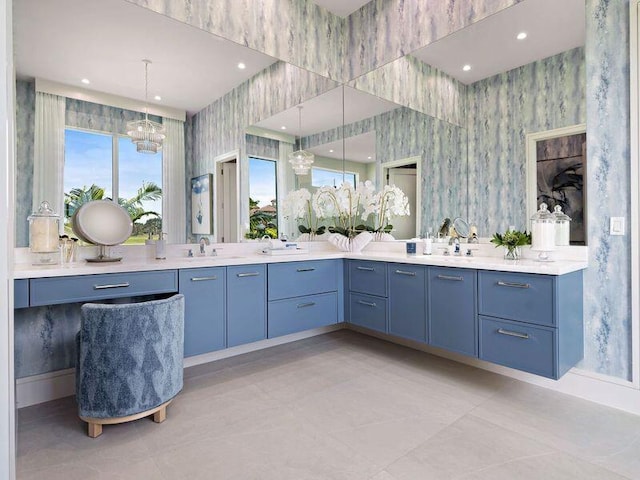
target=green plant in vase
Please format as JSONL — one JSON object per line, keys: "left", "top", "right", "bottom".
{"left": 490, "top": 229, "right": 532, "bottom": 260}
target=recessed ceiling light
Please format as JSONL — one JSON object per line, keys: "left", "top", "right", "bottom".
{"left": 462, "top": 65, "right": 471, "bottom": 72}
{"left": 237, "top": 62, "right": 246, "bottom": 69}
{"left": 81, "top": 78, "right": 90, "bottom": 84}
{"left": 367, "top": 156, "right": 372, "bottom": 160}
{"left": 329, "top": 149, "right": 334, "bottom": 153}
{"left": 280, "top": 126, "right": 287, "bottom": 130}
{"left": 154, "top": 95, "right": 162, "bottom": 101}
{"left": 517, "top": 32, "right": 527, "bottom": 40}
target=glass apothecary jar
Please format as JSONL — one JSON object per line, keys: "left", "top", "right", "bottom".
{"left": 553, "top": 205, "right": 571, "bottom": 246}
{"left": 28, "top": 201, "right": 60, "bottom": 265}
{"left": 531, "top": 203, "right": 555, "bottom": 261}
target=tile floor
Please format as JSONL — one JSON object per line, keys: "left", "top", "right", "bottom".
{"left": 16, "top": 330, "right": 640, "bottom": 479}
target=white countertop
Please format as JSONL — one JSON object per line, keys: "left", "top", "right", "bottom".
{"left": 13, "top": 243, "right": 588, "bottom": 279}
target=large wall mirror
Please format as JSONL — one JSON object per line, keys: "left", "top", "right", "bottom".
{"left": 13, "top": 0, "right": 586, "bottom": 246}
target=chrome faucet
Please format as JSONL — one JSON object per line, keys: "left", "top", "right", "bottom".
{"left": 199, "top": 237, "right": 210, "bottom": 255}
{"left": 450, "top": 237, "right": 461, "bottom": 255}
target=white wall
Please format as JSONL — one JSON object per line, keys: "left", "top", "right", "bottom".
{"left": 0, "top": 0, "right": 16, "bottom": 476}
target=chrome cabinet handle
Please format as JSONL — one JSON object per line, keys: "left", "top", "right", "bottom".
{"left": 497, "top": 328, "right": 530, "bottom": 339}
{"left": 437, "top": 274, "right": 463, "bottom": 281}
{"left": 237, "top": 272, "right": 260, "bottom": 277}
{"left": 296, "top": 268, "right": 315, "bottom": 272}
{"left": 93, "top": 282, "right": 130, "bottom": 290}
{"left": 356, "top": 266, "right": 375, "bottom": 271}
{"left": 190, "top": 276, "right": 218, "bottom": 282}
{"left": 357, "top": 300, "right": 377, "bottom": 307}
{"left": 497, "top": 281, "right": 530, "bottom": 289}
{"left": 395, "top": 270, "right": 416, "bottom": 276}
{"left": 297, "top": 302, "right": 316, "bottom": 308}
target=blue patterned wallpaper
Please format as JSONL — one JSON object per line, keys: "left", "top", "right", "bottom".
{"left": 583, "top": 0, "right": 631, "bottom": 379}
{"left": 467, "top": 47, "right": 586, "bottom": 234}
{"left": 15, "top": 79, "right": 34, "bottom": 247}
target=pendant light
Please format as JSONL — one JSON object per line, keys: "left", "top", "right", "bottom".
{"left": 288, "top": 106, "right": 314, "bottom": 175}
{"left": 126, "top": 59, "right": 165, "bottom": 154}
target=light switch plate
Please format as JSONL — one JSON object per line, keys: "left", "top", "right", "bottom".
{"left": 610, "top": 217, "right": 625, "bottom": 235}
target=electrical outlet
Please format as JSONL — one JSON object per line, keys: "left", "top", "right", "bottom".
{"left": 610, "top": 217, "right": 625, "bottom": 235}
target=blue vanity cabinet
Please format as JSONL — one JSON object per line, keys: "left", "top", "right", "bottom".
{"left": 347, "top": 260, "right": 388, "bottom": 333}
{"left": 267, "top": 260, "right": 342, "bottom": 338}
{"left": 14, "top": 279, "right": 29, "bottom": 309}
{"left": 478, "top": 269, "right": 584, "bottom": 379}
{"left": 179, "top": 267, "right": 226, "bottom": 357}
{"left": 388, "top": 263, "right": 427, "bottom": 342}
{"left": 428, "top": 267, "right": 477, "bottom": 357}
{"left": 227, "top": 264, "right": 267, "bottom": 347}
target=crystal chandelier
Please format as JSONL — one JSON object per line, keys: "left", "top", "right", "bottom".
{"left": 126, "top": 60, "right": 165, "bottom": 154}
{"left": 289, "top": 106, "right": 314, "bottom": 175}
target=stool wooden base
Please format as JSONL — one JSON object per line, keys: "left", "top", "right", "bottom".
{"left": 80, "top": 399, "right": 172, "bottom": 438}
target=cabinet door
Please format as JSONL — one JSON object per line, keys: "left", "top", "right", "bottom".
{"left": 179, "top": 267, "right": 226, "bottom": 357}
{"left": 349, "top": 293, "right": 387, "bottom": 333}
{"left": 227, "top": 264, "right": 267, "bottom": 347}
{"left": 428, "top": 267, "right": 477, "bottom": 357}
{"left": 388, "top": 264, "right": 426, "bottom": 342}
{"left": 14, "top": 279, "right": 29, "bottom": 309}
{"left": 349, "top": 260, "right": 387, "bottom": 297}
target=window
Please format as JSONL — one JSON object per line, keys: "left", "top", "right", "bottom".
{"left": 63, "top": 128, "right": 163, "bottom": 244}
{"left": 311, "top": 166, "right": 357, "bottom": 188}
{"left": 247, "top": 157, "right": 278, "bottom": 239}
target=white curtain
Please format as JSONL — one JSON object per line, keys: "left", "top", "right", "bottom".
{"left": 33, "top": 91, "right": 65, "bottom": 229}
{"left": 162, "top": 118, "right": 186, "bottom": 243}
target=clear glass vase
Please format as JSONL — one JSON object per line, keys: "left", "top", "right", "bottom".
{"left": 504, "top": 246, "right": 521, "bottom": 260}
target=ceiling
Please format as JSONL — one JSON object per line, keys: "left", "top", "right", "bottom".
{"left": 312, "top": 0, "right": 372, "bottom": 18}
{"left": 13, "top": 0, "right": 277, "bottom": 115}
{"left": 412, "top": 0, "right": 585, "bottom": 84}
{"left": 307, "top": 131, "right": 376, "bottom": 164}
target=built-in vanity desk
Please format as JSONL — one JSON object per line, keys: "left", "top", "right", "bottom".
{"left": 13, "top": 249, "right": 587, "bottom": 397}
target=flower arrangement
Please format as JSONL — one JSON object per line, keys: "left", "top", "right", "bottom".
{"left": 281, "top": 188, "right": 326, "bottom": 237}
{"left": 283, "top": 181, "right": 410, "bottom": 245}
{"left": 490, "top": 229, "right": 532, "bottom": 260}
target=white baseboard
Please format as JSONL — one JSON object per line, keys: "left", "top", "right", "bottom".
{"left": 15, "top": 324, "right": 343, "bottom": 408}
{"left": 17, "top": 323, "right": 640, "bottom": 416}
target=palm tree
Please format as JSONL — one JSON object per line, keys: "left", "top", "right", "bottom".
{"left": 64, "top": 182, "right": 162, "bottom": 223}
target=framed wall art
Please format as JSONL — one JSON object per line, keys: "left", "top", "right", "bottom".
{"left": 191, "top": 174, "right": 213, "bottom": 235}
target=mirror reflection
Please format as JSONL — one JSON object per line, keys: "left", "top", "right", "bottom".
{"left": 13, "top": 0, "right": 587, "bottom": 246}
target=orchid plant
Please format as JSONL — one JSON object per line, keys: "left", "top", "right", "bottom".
{"left": 362, "top": 184, "right": 411, "bottom": 234}
{"left": 281, "top": 188, "right": 326, "bottom": 236}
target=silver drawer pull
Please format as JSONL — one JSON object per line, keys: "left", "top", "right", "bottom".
{"left": 395, "top": 270, "right": 416, "bottom": 276}
{"left": 357, "top": 300, "right": 377, "bottom": 307}
{"left": 237, "top": 272, "right": 260, "bottom": 278}
{"left": 356, "top": 266, "right": 375, "bottom": 271}
{"left": 190, "top": 276, "right": 218, "bottom": 282}
{"left": 497, "top": 281, "right": 530, "bottom": 289}
{"left": 93, "top": 282, "right": 130, "bottom": 290}
{"left": 296, "top": 268, "right": 315, "bottom": 272}
{"left": 497, "top": 328, "right": 530, "bottom": 339}
{"left": 297, "top": 302, "right": 316, "bottom": 308}
{"left": 437, "top": 274, "right": 463, "bottom": 281}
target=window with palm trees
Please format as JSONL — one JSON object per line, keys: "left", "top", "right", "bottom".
{"left": 246, "top": 157, "right": 278, "bottom": 239}
{"left": 64, "top": 128, "right": 163, "bottom": 244}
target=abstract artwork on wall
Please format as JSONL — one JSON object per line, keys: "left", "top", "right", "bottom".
{"left": 191, "top": 174, "right": 213, "bottom": 235}
{"left": 536, "top": 132, "right": 586, "bottom": 245}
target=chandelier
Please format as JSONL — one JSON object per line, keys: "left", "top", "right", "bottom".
{"left": 288, "top": 106, "right": 314, "bottom": 175}
{"left": 126, "top": 60, "right": 165, "bottom": 154}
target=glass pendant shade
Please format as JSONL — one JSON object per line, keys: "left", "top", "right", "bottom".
{"left": 289, "top": 105, "right": 314, "bottom": 175}
{"left": 126, "top": 59, "right": 165, "bottom": 154}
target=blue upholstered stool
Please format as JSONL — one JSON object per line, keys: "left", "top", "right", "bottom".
{"left": 76, "top": 294, "right": 184, "bottom": 437}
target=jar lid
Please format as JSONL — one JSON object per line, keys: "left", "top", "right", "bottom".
{"left": 531, "top": 202, "right": 554, "bottom": 221}
{"left": 553, "top": 205, "right": 571, "bottom": 222}
{"left": 28, "top": 201, "right": 60, "bottom": 220}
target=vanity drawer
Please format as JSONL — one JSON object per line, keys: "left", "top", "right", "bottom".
{"left": 268, "top": 260, "right": 340, "bottom": 300}
{"left": 478, "top": 271, "right": 554, "bottom": 326}
{"left": 479, "top": 316, "right": 556, "bottom": 379}
{"left": 268, "top": 292, "right": 338, "bottom": 338}
{"left": 348, "top": 292, "right": 387, "bottom": 333}
{"left": 14, "top": 279, "right": 29, "bottom": 309}
{"left": 30, "top": 270, "right": 178, "bottom": 306}
{"left": 349, "top": 260, "right": 387, "bottom": 297}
